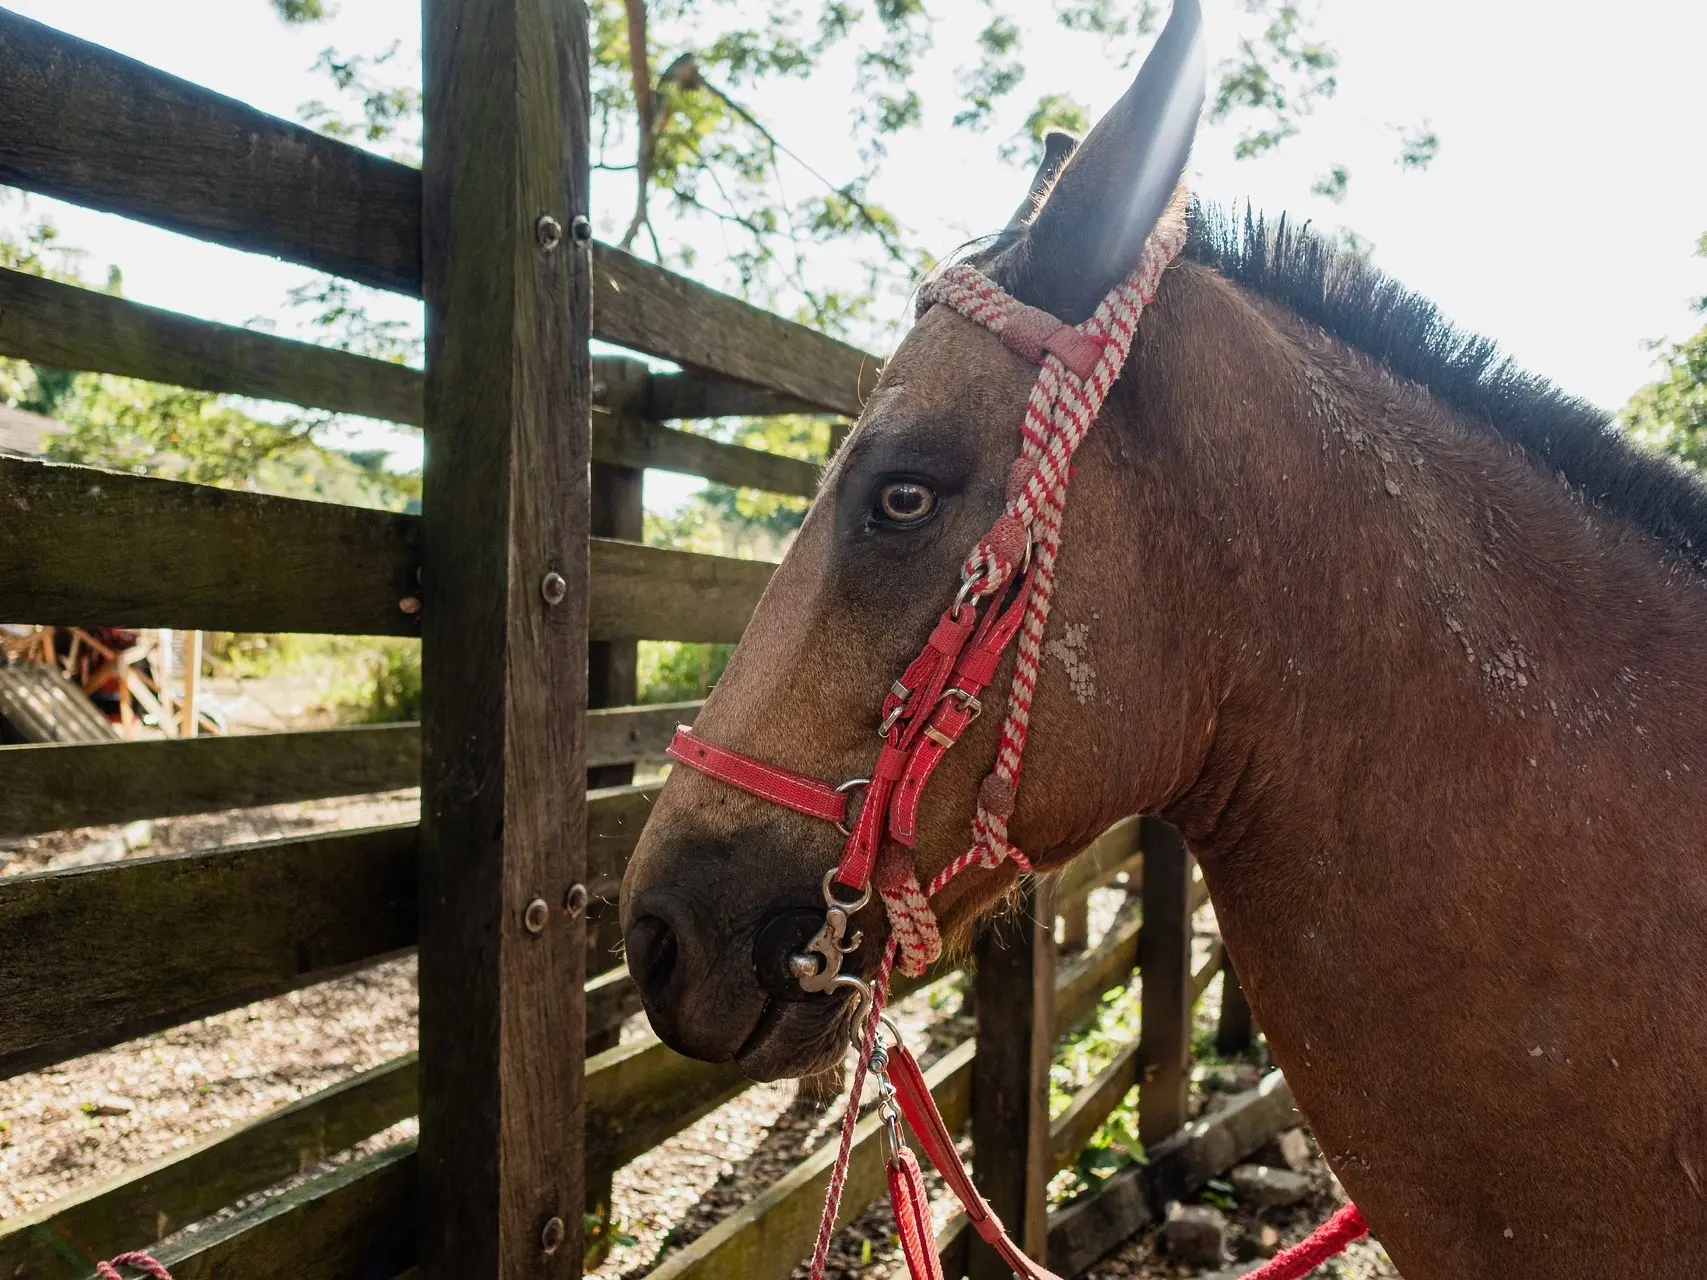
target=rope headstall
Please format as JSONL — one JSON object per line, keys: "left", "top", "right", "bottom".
{"left": 662, "top": 195, "right": 1190, "bottom": 1280}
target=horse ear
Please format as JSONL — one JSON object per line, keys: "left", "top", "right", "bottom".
{"left": 1006, "top": 130, "right": 1079, "bottom": 229}
{"left": 999, "top": 0, "right": 1205, "bottom": 320}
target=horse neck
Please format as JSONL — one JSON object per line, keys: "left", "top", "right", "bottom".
{"left": 1115, "top": 266, "right": 1707, "bottom": 1273}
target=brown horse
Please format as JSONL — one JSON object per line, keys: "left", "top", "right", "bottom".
{"left": 620, "top": 9, "right": 1707, "bottom": 1275}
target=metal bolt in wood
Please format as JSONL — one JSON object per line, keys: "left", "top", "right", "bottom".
{"left": 398, "top": 595, "right": 422, "bottom": 615}
{"left": 540, "top": 1215, "right": 566, "bottom": 1256}
{"left": 523, "top": 897, "right": 550, "bottom": 933}
{"left": 570, "top": 214, "right": 592, "bottom": 243}
{"left": 565, "top": 883, "right": 588, "bottom": 918}
{"left": 541, "top": 571, "right": 568, "bottom": 605}
{"left": 535, "top": 214, "right": 563, "bottom": 251}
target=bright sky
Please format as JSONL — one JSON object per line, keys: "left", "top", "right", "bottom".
{"left": 6, "top": 0, "right": 1706, "bottom": 505}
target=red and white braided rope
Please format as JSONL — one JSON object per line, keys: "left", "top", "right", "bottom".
{"left": 877, "top": 198, "right": 1189, "bottom": 973}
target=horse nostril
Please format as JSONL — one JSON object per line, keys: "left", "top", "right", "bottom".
{"left": 626, "top": 914, "right": 678, "bottom": 1002}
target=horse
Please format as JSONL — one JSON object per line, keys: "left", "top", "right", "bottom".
{"left": 620, "top": 1, "right": 1707, "bottom": 1272}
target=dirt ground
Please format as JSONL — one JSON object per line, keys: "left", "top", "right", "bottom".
{"left": 1, "top": 796, "right": 1398, "bottom": 1278}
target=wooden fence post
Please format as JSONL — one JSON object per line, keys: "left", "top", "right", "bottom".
{"left": 1216, "top": 953, "right": 1254, "bottom": 1056}
{"left": 1138, "top": 816, "right": 1191, "bottom": 1147}
{"left": 585, "top": 453, "right": 644, "bottom": 999}
{"left": 418, "top": 1, "right": 591, "bottom": 1277}
{"left": 969, "top": 881, "right": 1055, "bottom": 1279}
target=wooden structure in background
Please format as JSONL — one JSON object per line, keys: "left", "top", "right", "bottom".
{"left": 0, "top": 7, "right": 1282, "bottom": 1278}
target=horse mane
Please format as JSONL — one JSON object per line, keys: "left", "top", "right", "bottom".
{"left": 1183, "top": 201, "right": 1707, "bottom": 572}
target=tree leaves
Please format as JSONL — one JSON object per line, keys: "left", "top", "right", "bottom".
{"left": 1208, "top": 2, "right": 1339, "bottom": 161}
{"left": 1623, "top": 233, "right": 1707, "bottom": 470}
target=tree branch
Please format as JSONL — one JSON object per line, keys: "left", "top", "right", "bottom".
{"left": 619, "top": 0, "right": 655, "bottom": 252}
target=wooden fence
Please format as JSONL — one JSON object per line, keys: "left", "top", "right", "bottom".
{"left": 0, "top": 7, "right": 1282, "bottom": 1279}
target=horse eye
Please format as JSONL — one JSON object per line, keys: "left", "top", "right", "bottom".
{"left": 876, "top": 481, "right": 937, "bottom": 525}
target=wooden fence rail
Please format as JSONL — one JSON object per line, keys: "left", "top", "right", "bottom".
{"left": 0, "top": 8, "right": 880, "bottom": 416}
{"left": 0, "top": 456, "right": 775, "bottom": 640}
{"left": 0, "top": 270, "right": 829, "bottom": 495}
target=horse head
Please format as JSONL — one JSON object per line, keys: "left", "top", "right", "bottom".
{"left": 621, "top": 0, "right": 1210, "bottom": 1080}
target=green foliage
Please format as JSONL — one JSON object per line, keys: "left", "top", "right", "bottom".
{"left": 1, "top": 203, "right": 418, "bottom": 508}
{"left": 1047, "top": 976, "right": 1146, "bottom": 1203}
{"left": 277, "top": 0, "right": 1353, "bottom": 351}
{"left": 1054, "top": 0, "right": 1157, "bottom": 39}
{"left": 1396, "top": 121, "right": 1440, "bottom": 171}
{"left": 270, "top": 0, "right": 329, "bottom": 21}
{"left": 43, "top": 379, "right": 318, "bottom": 486}
{"left": 1311, "top": 164, "right": 1349, "bottom": 203}
{"left": 1623, "top": 238, "right": 1707, "bottom": 470}
{"left": 337, "top": 642, "right": 423, "bottom": 724}
{"left": 953, "top": 18, "right": 1025, "bottom": 132}
{"left": 638, "top": 641, "right": 733, "bottom": 704}
{"left": 297, "top": 43, "right": 422, "bottom": 160}
{"left": 1209, "top": 2, "right": 1339, "bottom": 161}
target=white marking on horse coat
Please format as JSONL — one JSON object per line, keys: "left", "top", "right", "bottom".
{"left": 1045, "top": 622, "right": 1097, "bottom": 704}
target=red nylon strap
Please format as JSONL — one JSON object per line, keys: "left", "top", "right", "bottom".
{"left": 667, "top": 727, "right": 851, "bottom": 827}
{"left": 888, "top": 1146, "right": 946, "bottom": 1280}
{"left": 886, "top": 1040, "right": 1063, "bottom": 1280}
{"left": 888, "top": 583, "right": 1032, "bottom": 846}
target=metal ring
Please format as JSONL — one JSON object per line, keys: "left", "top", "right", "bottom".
{"left": 833, "top": 777, "right": 870, "bottom": 838}
{"left": 950, "top": 574, "right": 979, "bottom": 620}
{"left": 821, "top": 866, "right": 873, "bottom": 913}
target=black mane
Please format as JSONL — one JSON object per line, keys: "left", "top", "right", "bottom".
{"left": 1184, "top": 202, "right": 1707, "bottom": 572}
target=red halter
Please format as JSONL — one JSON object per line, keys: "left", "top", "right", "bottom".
{"left": 668, "top": 199, "right": 1362, "bottom": 1280}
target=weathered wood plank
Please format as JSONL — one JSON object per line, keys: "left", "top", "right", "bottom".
{"left": 590, "top": 539, "right": 774, "bottom": 644}
{"left": 416, "top": 1, "right": 591, "bottom": 1275}
{"left": 0, "top": 12, "right": 878, "bottom": 412}
{"left": 0, "top": 273, "right": 827, "bottom": 493}
{"left": 1056, "top": 817, "right": 1140, "bottom": 902}
{"left": 0, "top": 455, "right": 421, "bottom": 636}
{"left": 593, "top": 410, "right": 821, "bottom": 497}
{"left": 587, "top": 456, "right": 643, "bottom": 1068}
{"left": 0, "top": 825, "right": 417, "bottom": 1080}
{"left": 970, "top": 886, "right": 1054, "bottom": 1278}
{"left": 584, "top": 1037, "right": 749, "bottom": 1170}
{"left": 0, "top": 10, "right": 420, "bottom": 295}
{"left": 588, "top": 700, "right": 698, "bottom": 768}
{"left": 1, "top": 456, "right": 770, "bottom": 640}
{"left": 588, "top": 247, "right": 875, "bottom": 417}
{"left": 140, "top": 1141, "right": 417, "bottom": 1280}
{"left": 645, "top": 370, "right": 827, "bottom": 420}
{"left": 0, "top": 1055, "right": 417, "bottom": 1279}
{"left": 0, "top": 266, "right": 424, "bottom": 423}
{"left": 0, "top": 719, "right": 671, "bottom": 838}
{"left": 1044, "top": 1072, "right": 1299, "bottom": 1276}
{"left": 1138, "top": 817, "right": 1193, "bottom": 1147}
{"left": 0, "top": 725, "right": 418, "bottom": 838}
{"left": 1216, "top": 952, "right": 1255, "bottom": 1055}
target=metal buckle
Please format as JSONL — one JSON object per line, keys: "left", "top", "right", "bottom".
{"left": 936, "top": 686, "right": 982, "bottom": 720}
